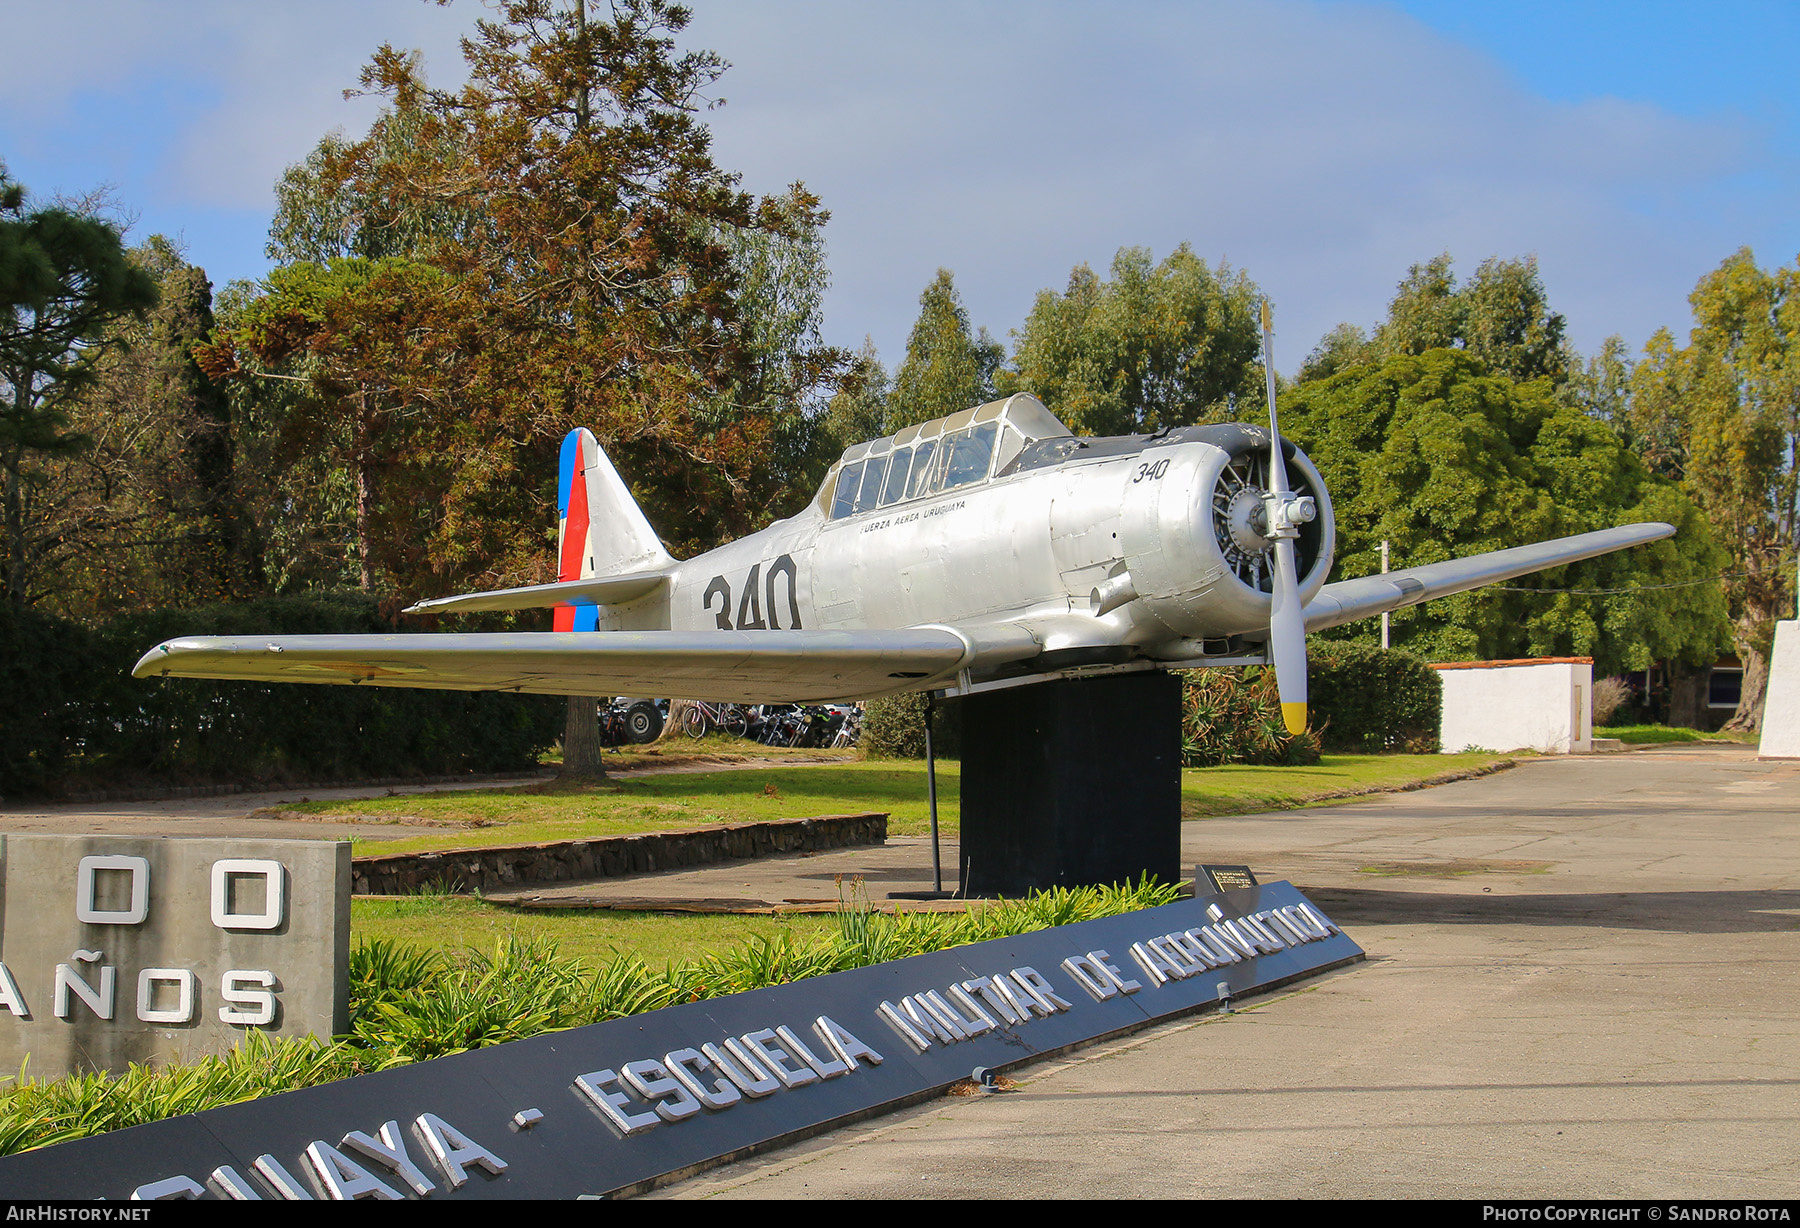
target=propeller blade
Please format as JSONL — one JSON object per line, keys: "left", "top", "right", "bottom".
{"left": 1261, "top": 300, "right": 1291, "bottom": 501}
{"left": 1269, "top": 537, "right": 1308, "bottom": 735}
{"left": 1260, "top": 300, "right": 1308, "bottom": 736}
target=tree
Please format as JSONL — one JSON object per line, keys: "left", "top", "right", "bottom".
{"left": 1565, "top": 334, "right": 1634, "bottom": 427}
{"left": 31, "top": 237, "right": 254, "bottom": 618}
{"left": 1001, "top": 245, "right": 1264, "bottom": 436}
{"left": 267, "top": 97, "right": 474, "bottom": 267}
{"left": 694, "top": 186, "right": 849, "bottom": 521}
{"left": 199, "top": 257, "right": 458, "bottom": 597}
{"left": 886, "top": 269, "right": 1003, "bottom": 429}
{"left": 1369, "top": 253, "right": 1571, "bottom": 386}
{"left": 1283, "top": 348, "right": 1730, "bottom": 676}
{"left": 1298, "top": 322, "right": 1374, "bottom": 384}
{"left": 306, "top": 0, "right": 828, "bottom": 574}
{"left": 819, "top": 336, "right": 890, "bottom": 456}
{"left": 1626, "top": 249, "right": 1797, "bottom": 731}
{"left": 294, "top": 0, "right": 834, "bottom": 775}
{"left": 0, "top": 165, "right": 158, "bottom": 605}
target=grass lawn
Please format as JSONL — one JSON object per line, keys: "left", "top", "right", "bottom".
{"left": 289, "top": 751, "right": 1509, "bottom": 853}
{"left": 1178, "top": 751, "right": 1505, "bottom": 818}
{"left": 1596, "top": 724, "right": 1753, "bottom": 745}
{"left": 351, "top": 896, "right": 836, "bottom": 967}
{"left": 337, "top": 753, "right": 1505, "bottom": 961}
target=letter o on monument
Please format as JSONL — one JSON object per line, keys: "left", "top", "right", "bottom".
{"left": 75, "top": 855, "right": 150, "bottom": 925}
{"left": 210, "top": 860, "right": 286, "bottom": 931}
{"left": 136, "top": 968, "right": 197, "bottom": 1024}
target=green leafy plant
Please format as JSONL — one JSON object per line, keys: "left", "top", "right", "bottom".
{"left": 1180, "top": 669, "right": 1321, "bottom": 767}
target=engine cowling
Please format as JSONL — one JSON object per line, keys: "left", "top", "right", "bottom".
{"left": 1118, "top": 425, "right": 1335, "bottom": 641}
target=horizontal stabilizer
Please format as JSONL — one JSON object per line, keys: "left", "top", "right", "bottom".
{"left": 1303, "top": 522, "right": 1677, "bottom": 633}
{"left": 133, "top": 628, "right": 989, "bottom": 704}
{"left": 403, "top": 570, "right": 670, "bottom": 615}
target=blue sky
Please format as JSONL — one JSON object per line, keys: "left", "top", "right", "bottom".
{"left": 1, "top": 1, "right": 1793, "bottom": 375}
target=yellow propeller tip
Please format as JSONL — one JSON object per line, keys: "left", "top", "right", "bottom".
{"left": 1281, "top": 702, "right": 1308, "bottom": 736}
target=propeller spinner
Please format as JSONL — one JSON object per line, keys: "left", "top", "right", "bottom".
{"left": 1259, "top": 301, "right": 1314, "bottom": 736}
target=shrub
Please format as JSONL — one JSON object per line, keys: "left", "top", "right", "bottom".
{"left": 860, "top": 690, "right": 962, "bottom": 758}
{"left": 1591, "top": 676, "right": 1631, "bottom": 727}
{"left": 0, "top": 593, "right": 562, "bottom": 796}
{"left": 1306, "top": 643, "right": 1441, "bottom": 753}
{"left": 0, "top": 880, "right": 1182, "bottom": 1154}
{"left": 1179, "top": 668, "right": 1321, "bottom": 767}
{"left": 0, "top": 602, "right": 93, "bottom": 795}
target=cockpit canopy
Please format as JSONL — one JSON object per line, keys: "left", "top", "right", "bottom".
{"left": 814, "top": 393, "right": 1073, "bottom": 520}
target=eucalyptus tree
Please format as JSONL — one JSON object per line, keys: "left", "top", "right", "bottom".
{"left": 887, "top": 269, "right": 1004, "bottom": 431}
{"left": 1002, "top": 245, "right": 1264, "bottom": 436}
{"left": 33, "top": 237, "right": 252, "bottom": 618}
{"left": 1626, "top": 249, "right": 1797, "bottom": 731}
{"left": 1371, "top": 253, "right": 1571, "bottom": 386}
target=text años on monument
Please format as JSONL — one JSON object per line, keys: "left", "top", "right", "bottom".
{"left": 0, "top": 856, "right": 292, "bottom": 1028}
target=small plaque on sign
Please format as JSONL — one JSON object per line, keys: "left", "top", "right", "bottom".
{"left": 1200, "top": 864, "right": 1258, "bottom": 894}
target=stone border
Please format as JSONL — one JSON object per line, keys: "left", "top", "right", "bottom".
{"left": 351, "top": 812, "right": 888, "bottom": 895}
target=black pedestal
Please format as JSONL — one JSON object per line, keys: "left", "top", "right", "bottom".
{"left": 956, "top": 669, "right": 1182, "bottom": 898}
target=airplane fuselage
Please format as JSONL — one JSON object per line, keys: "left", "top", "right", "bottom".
{"left": 604, "top": 421, "right": 1336, "bottom": 672}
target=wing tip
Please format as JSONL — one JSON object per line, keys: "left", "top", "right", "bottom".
{"left": 131, "top": 643, "right": 174, "bottom": 679}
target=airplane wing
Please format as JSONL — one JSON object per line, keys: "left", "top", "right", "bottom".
{"left": 130, "top": 626, "right": 1040, "bottom": 705}
{"left": 1302, "top": 522, "right": 1676, "bottom": 633}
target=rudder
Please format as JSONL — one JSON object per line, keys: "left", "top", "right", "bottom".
{"left": 556, "top": 429, "right": 674, "bottom": 631}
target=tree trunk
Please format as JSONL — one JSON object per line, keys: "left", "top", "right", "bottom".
{"left": 1724, "top": 606, "right": 1781, "bottom": 734}
{"left": 561, "top": 694, "right": 606, "bottom": 778}
{"left": 661, "top": 699, "right": 695, "bottom": 742}
{"left": 355, "top": 390, "right": 376, "bottom": 592}
{"left": 1725, "top": 649, "right": 1770, "bottom": 733}
{"left": 1666, "top": 662, "right": 1707, "bottom": 729}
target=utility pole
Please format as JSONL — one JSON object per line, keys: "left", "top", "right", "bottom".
{"left": 1381, "top": 540, "right": 1390, "bottom": 649}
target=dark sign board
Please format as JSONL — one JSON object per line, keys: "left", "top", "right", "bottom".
{"left": 1200, "top": 863, "right": 1260, "bottom": 894}
{"left": 0, "top": 882, "right": 1360, "bottom": 1200}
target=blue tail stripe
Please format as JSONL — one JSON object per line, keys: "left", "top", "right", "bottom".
{"left": 557, "top": 430, "right": 583, "bottom": 519}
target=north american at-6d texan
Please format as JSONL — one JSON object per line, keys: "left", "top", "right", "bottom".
{"left": 135, "top": 308, "right": 1674, "bottom": 732}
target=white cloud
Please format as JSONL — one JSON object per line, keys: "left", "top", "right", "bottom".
{"left": 1, "top": 0, "right": 1785, "bottom": 368}
{"left": 684, "top": 0, "right": 1780, "bottom": 366}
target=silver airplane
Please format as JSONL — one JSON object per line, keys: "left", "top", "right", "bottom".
{"left": 134, "top": 308, "right": 1674, "bottom": 728}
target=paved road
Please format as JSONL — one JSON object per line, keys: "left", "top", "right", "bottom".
{"left": 652, "top": 745, "right": 1800, "bottom": 1200}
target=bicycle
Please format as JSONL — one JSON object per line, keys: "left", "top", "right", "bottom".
{"left": 682, "top": 699, "right": 749, "bottom": 739}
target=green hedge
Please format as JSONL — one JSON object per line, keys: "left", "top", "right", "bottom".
{"left": 859, "top": 690, "right": 963, "bottom": 758}
{"left": 857, "top": 645, "right": 1440, "bottom": 764}
{"left": 1307, "top": 643, "right": 1441, "bottom": 753}
{"left": 0, "top": 594, "right": 561, "bottom": 796}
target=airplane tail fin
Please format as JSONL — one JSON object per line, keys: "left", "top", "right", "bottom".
{"left": 403, "top": 428, "right": 675, "bottom": 622}
{"left": 555, "top": 428, "right": 675, "bottom": 631}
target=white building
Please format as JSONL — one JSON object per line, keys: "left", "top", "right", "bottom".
{"left": 1435, "top": 657, "right": 1593, "bottom": 754}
